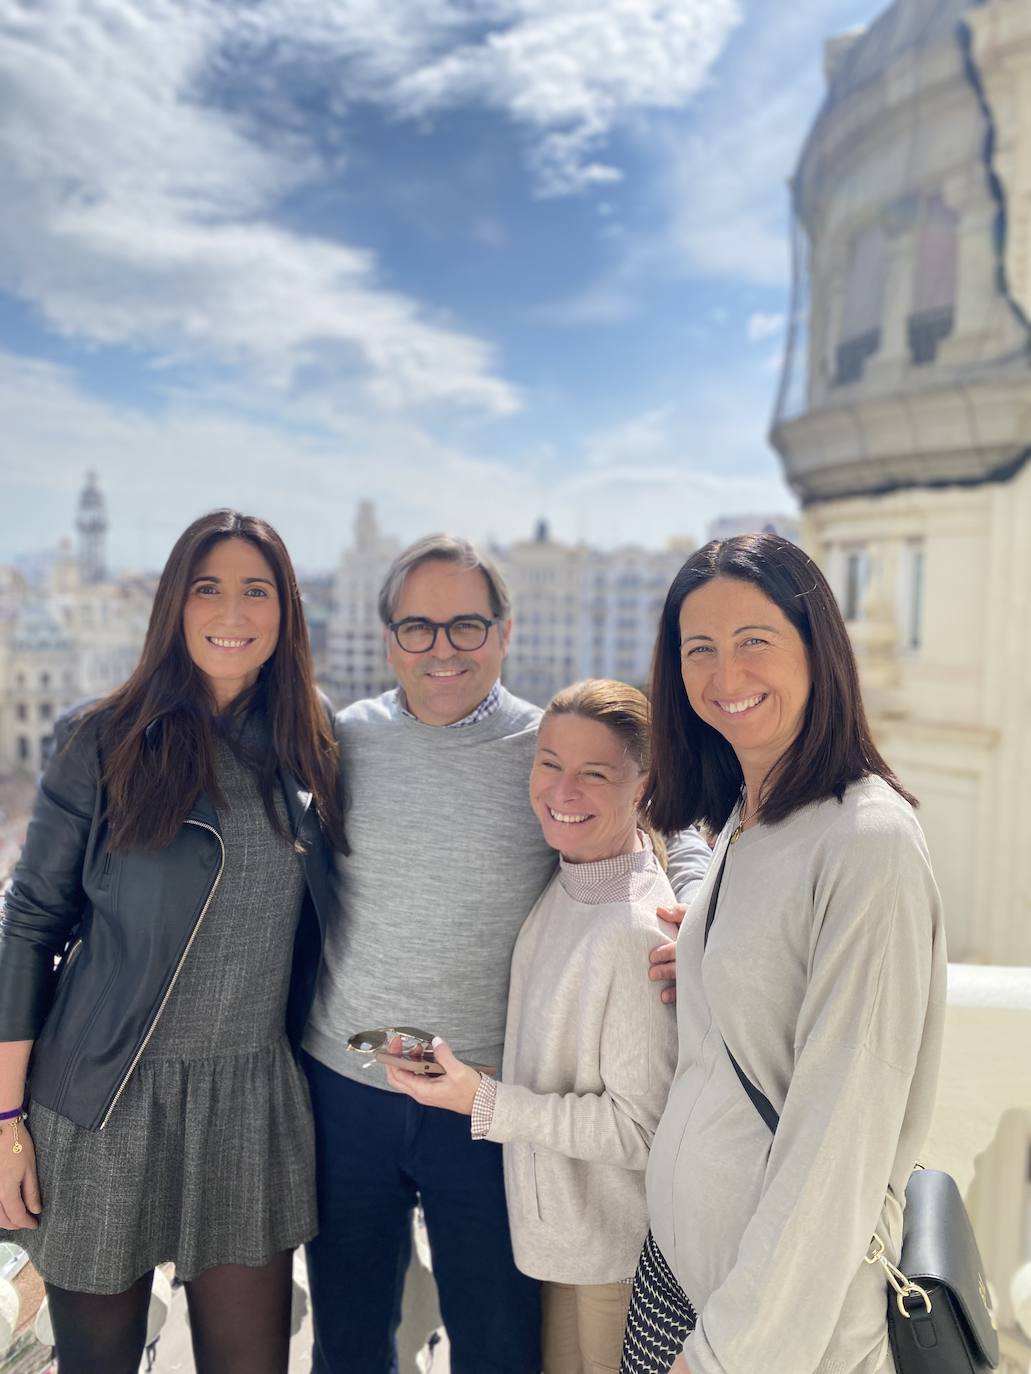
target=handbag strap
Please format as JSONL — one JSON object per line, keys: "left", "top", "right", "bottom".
{"left": 703, "top": 846, "right": 781, "bottom": 1135}
{"left": 706, "top": 835, "right": 932, "bottom": 1316}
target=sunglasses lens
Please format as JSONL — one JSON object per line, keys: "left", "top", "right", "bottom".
{"left": 347, "top": 1025, "right": 436, "bottom": 1058}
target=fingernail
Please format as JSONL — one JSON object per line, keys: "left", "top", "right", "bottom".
{"left": 431, "top": 1036, "right": 443, "bottom": 1048}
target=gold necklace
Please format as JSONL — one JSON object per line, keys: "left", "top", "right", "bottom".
{"left": 729, "top": 795, "right": 754, "bottom": 844}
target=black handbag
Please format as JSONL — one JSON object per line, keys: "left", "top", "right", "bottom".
{"left": 703, "top": 847, "right": 1000, "bottom": 1373}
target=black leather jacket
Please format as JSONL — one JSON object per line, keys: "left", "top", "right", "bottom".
{"left": 0, "top": 709, "right": 337, "bottom": 1131}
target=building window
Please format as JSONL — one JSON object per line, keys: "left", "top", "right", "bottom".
{"left": 835, "top": 223, "right": 887, "bottom": 385}
{"left": 41, "top": 672, "right": 51, "bottom": 688}
{"left": 908, "top": 309, "right": 953, "bottom": 365}
{"left": 908, "top": 195, "right": 957, "bottom": 366}
{"left": 904, "top": 543, "right": 925, "bottom": 650}
{"left": 843, "top": 549, "right": 869, "bottom": 622}
{"left": 16, "top": 702, "right": 27, "bottom": 721}
{"left": 40, "top": 701, "right": 54, "bottom": 721}
{"left": 836, "top": 331, "right": 881, "bottom": 385}
{"left": 18, "top": 736, "right": 30, "bottom": 762}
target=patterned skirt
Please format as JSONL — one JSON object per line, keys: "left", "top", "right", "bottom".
{"left": 620, "top": 1231, "right": 698, "bottom": 1374}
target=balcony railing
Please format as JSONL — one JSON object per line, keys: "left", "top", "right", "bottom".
{"left": 927, "top": 963, "right": 1031, "bottom": 1370}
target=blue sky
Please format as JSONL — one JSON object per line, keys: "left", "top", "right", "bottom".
{"left": 1, "top": 0, "right": 885, "bottom": 572}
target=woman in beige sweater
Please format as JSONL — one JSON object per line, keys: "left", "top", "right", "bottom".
{"left": 386, "top": 679, "right": 682, "bottom": 1374}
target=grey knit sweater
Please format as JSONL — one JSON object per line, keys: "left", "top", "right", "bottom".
{"left": 304, "top": 687, "right": 711, "bottom": 1088}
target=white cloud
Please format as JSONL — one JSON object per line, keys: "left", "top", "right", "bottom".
{"left": 0, "top": 352, "right": 795, "bottom": 569}
{"left": 529, "top": 280, "right": 638, "bottom": 326}
{"left": 747, "top": 312, "right": 786, "bottom": 342}
{"left": 655, "top": 2, "right": 887, "bottom": 288}
{"left": 535, "top": 0, "right": 882, "bottom": 314}
{"left": 0, "top": 0, "right": 749, "bottom": 409}
{"left": 0, "top": 1, "right": 517, "bottom": 414}
{"left": 0, "top": 352, "right": 529, "bottom": 569}
{"left": 583, "top": 406, "right": 677, "bottom": 468}
{"left": 354, "top": 0, "right": 743, "bottom": 196}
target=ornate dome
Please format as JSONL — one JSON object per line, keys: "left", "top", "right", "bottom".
{"left": 825, "top": 0, "right": 973, "bottom": 103}
{"left": 771, "top": 0, "right": 1031, "bottom": 504}
{"left": 794, "top": 0, "right": 978, "bottom": 219}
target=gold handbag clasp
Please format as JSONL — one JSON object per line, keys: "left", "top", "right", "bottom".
{"left": 865, "top": 1237, "right": 933, "bottom": 1318}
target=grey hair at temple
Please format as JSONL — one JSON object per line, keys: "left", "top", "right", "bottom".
{"left": 376, "top": 534, "right": 513, "bottom": 626}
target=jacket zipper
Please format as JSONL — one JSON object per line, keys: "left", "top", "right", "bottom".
{"left": 97, "top": 819, "right": 226, "bottom": 1130}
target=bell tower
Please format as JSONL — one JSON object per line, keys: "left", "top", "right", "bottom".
{"left": 76, "top": 470, "right": 108, "bottom": 583}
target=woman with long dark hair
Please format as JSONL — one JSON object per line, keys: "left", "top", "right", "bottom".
{"left": 620, "top": 533, "right": 946, "bottom": 1374}
{"left": 0, "top": 510, "right": 346, "bottom": 1374}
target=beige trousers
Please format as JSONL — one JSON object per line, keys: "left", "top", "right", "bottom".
{"left": 541, "top": 1279, "right": 633, "bottom": 1374}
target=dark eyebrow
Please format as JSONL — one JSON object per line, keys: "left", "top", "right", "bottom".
{"left": 681, "top": 624, "right": 781, "bottom": 642}
{"left": 190, "top": 575, "right": 275, "bottom": 587}
{"left": 404, "top": 612, "right": 487, "bottom": 620}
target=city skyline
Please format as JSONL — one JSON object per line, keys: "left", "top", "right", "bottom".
{"left": 8, "top": 475, "right": 797, "bottom": 579}
{"left": 1, "top": 0, "right": 882, "bottom": 571}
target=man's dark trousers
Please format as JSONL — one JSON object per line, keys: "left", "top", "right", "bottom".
{"left": 303, "top": 1053, "right": 542, "bottom": 1374}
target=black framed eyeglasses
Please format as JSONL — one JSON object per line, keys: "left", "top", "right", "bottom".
{"left": 388, "top": 614, "right": 500, "bottom": 654}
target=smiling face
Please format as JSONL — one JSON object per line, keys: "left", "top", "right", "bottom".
{"left": 181, "top": 537, "right": 281, "bottom": 710}
{"left": 385, "top": 558, "right": 511, "bottom": 726}
{"left": 530, "top": 712, "right": 646, "bottom": 863}
{"left": 678, "top": 576, "right": 811, "bottom": 795}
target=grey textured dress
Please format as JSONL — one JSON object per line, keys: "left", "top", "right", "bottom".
{"left": 19, "top": 738, "right": 317, "bottom": 1294}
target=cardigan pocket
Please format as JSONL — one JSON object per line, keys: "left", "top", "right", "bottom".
{"left": 508, "top": 1143, "right": 542, "bottom": 1221}
{"left": 530, "top": 1150, "right": 543, "bottom": 1221}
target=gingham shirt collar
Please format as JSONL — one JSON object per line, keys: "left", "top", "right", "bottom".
{"left": 558, "top": 832, "right": 656, "bottom": 904}
{"left": 396, "top": 679, "right": 503, "bottom": 729}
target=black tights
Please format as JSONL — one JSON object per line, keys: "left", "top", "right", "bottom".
{"left": 44, "top": 1249, "right": 294, "bottom": 1374}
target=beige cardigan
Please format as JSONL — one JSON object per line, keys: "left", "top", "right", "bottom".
{"left": 647, "top": 777, "right": 947, "bottom": 1374}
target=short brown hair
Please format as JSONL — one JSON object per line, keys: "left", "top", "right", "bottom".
{"left": 377, "top": 534, "right": 511, "bottom": 625}
{"left": 645, "top": 532, "right": 915, "bottom": 835}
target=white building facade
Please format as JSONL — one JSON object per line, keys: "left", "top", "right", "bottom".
{"left": 322, "top": 512, "right": 694, "bottom": 711}
{"left": 323, "top": 502, "right": 400, "bottom": 708}
{"left": 0, "top": 480, "right": 154, "bottom": 775}
{"left": 772, "top": 4, "right": 1031, "bottom": 1361}
{"left": 772, "top": 0, "right": 1031, "bottom": 969}
{"left": 498, "top": 522, "right": 693, "bottom": 706}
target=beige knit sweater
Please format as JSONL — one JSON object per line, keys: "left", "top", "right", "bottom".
{"left": 485, "top": 849, "right": 679, "bottom": 1285}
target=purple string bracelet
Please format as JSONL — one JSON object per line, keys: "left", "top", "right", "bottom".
{"left": 0, "top": 1102, "right": 28, "bottom": 1121}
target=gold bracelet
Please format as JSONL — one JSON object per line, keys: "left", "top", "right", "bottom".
{"left": 2, "top": 1117, "right": 24, "bottom": 1155}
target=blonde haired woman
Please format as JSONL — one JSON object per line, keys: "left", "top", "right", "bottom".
{"left": 387, "top": 679, "right": 681, "bottom": 1374}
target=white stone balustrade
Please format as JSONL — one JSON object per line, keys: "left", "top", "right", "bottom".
{"left": 923, "top": 963, "right": 1031, "bottom": 1372}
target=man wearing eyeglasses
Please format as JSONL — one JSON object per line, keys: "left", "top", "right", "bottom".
{"left": 301, "top": 535, "right": 711, "bottom": 1374}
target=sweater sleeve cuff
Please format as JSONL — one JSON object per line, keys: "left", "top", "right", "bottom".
{"left": 470, "top": 1073, "right": 497, "bottom": 1140}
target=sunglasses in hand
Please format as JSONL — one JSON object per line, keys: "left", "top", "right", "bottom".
{"left": 346, "top": 1026, "right": 495, "bottom": 1076}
